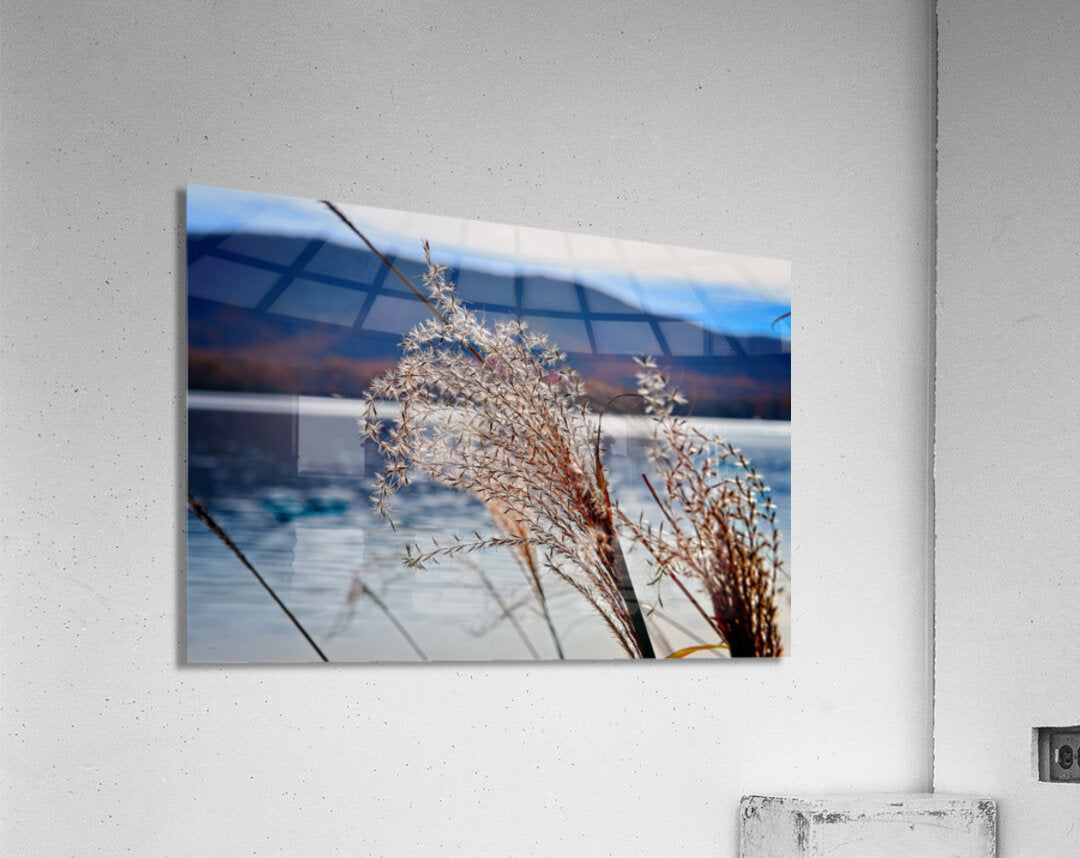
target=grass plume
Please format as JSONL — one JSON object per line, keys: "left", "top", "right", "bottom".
{"left": 361, "top": 247, "right": 654, "bottom": 658}
{"left": 621, "top": 358, "right": 784, "bottom": 657}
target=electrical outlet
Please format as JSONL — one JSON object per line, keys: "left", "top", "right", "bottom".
{"left": 1036, "top": 726, "right": 1080, "bottom": 783}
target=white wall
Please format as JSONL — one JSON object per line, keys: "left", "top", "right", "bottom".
{"left": 0, "top": 2, "right": 934, "bottom": 854}
{"left": 936, "top": 1, "right": 1080, "bottom": 854}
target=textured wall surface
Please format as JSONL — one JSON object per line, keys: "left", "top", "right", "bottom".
{"left": 0, "top": 2, "right": 934, "bottom": 854}
{"left": 936, "top": 1, "right": 1080, "bottom": 854}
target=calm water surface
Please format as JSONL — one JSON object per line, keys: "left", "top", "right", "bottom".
{"left": 187, "top": 393, "right": 790, "bottom": 662}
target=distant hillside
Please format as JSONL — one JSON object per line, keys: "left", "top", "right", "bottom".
{"left": 187, "top": 231, "right": 789, "bottom": 419}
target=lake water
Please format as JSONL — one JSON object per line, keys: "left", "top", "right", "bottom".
{"left": 187, "top": 392, "right": 790, "bottom": 662}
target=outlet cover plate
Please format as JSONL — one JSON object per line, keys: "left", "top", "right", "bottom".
{"left": 1036, "top": 726, "right": 1080, "bottom": 783}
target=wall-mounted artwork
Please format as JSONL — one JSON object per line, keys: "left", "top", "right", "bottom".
{"left": 186, "top": 184, "right": 791, "bottom": 661}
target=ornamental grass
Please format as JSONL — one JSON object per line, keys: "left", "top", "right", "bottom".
{"left": 622, "top": 357, "right": 784, "bottom": 657}
{"left": 362, "top": 246, "right": 654, "bottom": 658}
{"left": 356, "top": 233, "right": 783, "bottom": 659}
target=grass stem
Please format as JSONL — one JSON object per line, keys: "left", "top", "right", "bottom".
{"left": 187, "top": 494, "right": 329, "bottom": 662}
{"left": 464, "top": 559, "right": 541, "bottom": 660}
{"left": 356, "top": 582, "right": 429, "bottom": 661}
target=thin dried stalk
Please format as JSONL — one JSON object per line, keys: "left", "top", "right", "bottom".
{"left": 187, "top": 494, "right": 329, "bottom": 662}
{"left": 458, "top": 556, "right": 542, "bottom": 660}
{"left": 357, "top": 581, "right": 428, "bottom": 661}
{"left": 486, "top": 503, "right": 565, "bottom": 659}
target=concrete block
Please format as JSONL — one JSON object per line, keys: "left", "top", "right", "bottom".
{"left": 740, "top": 794, "right": 996, "bottom": 857}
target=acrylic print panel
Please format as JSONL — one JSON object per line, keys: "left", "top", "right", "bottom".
{"left": 186, "top": 184, "right": 791, "bottom": 662}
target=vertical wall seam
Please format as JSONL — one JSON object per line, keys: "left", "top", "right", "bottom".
{"left": 928, "top": 0, "right": 940, "bottom": 792}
